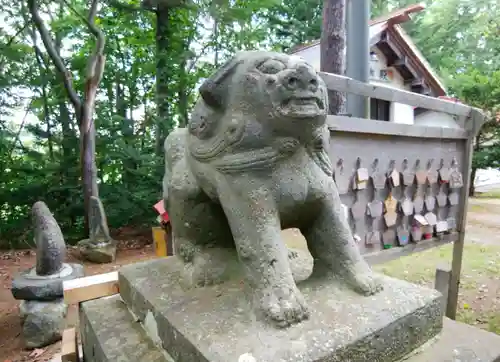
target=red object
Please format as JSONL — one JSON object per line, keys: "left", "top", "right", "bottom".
{"left": 153, "top": 200, "right": 170, "bottom": 223}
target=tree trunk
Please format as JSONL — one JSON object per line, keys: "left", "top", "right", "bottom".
{"left": 320, "top": 0, "right": 346, "bottom": 115}
{"left": 469, "top": 167, "right": 477, "bottom": 197}
{"left": 155, "top": 4, "right": 171, "bottom": 155}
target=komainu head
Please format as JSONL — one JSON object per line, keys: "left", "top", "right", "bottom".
{"left": 189, "top": 51, "right": 329, "bottom": 141}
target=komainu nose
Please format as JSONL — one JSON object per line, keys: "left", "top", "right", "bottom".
{"left": 284, "top": 65, "right": 319, "bottom": 91}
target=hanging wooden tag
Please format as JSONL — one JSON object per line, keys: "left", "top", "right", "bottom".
{"left": 449, "top": 158, "right": 464, "bottom": 189}
{"left": 415, "top": 159, "right": 427, "bottom": 185}
{"left": 449, "top": 192, "right": 460, "bottom": 206}
{"left": 424, "top": 212, "right": 437, "bottom": 226}
{"left": 413, "top": 195, "right": 424, "bottom": 214}
{"left": 437, "top": 189, "right": 448, "bottom": 207}
{"left": 371, "top": 158, "right": 386, "bottom": 190}
{"left": 426, "top": 159, "right": 438, "bottom": 185}
{"left": 334, "top": 159, "right": 351, "bottom": 194}
{"left": 413, "top": 214, "right": 428, "bottom": 226}
{"left": 439, "top": 159, "right": 450, "bottom": 184}
{"left": 397, "top": 226, "right": 410, "bottom": 246}
{"left": 425, "top": 195, "right": 436, "bottom": 211}
{"left": 436, "top": 220, "right": 448, "bottom": 233}
{"left": 447, "top": 217, "right": 457, "bottom": 231}
{"left": 384, "top": 193, "right": 398, "bottom": 214}
{"left": 387, "top": 160, "right": 400, "bottom": 188}
{"left": 367, "top": 200, "right": 383, "bottom": 218}
{"left": 411, "top": 226, "right": 423, "bottom": 242}
{"left": 382, "top": 229, "right": 396, "bottom": 246}
{"left": 402, "top": 158, "right": 415, "bottom": 186}
{"left": 384, "top": 211, "right": 397, "bottom": 227}
{"left": 355, "top": 157, "right": 369, "bottom": 189}
{"left": 351, "top": 199, "right": 367, "bottom": 220}
{"left": 365, "top": 231, "right": 381, "bottom": 246}
{"left": 401, "top": 197, "right": 413, "bottom": 216}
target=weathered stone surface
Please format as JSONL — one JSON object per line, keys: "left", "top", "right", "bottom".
{"left": 11, "top": 263, "right": 84, "bottom": 301}
{"left": 80, "top": 295, "right": 172, "bottom": 362}
{"left": 19, "top": 298, "right": 67, "bottom": 349}
{"left": 163, "top": 50, "right": 382, "bottom": 328}
{"left": 32, "top": 201, "right": 66, "bottom": 276}
{"left": 404, "top": 318, "right": 500, "bottom": 362}
{"left": 78, "top": 239, "right": 117, "bottom": 264}
{"left": 119, "top": 258, "right": 442, "bottom": 362}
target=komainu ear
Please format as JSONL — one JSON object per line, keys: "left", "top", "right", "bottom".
{"left": 199, "top": 55, "right": 243, "bottom": 110}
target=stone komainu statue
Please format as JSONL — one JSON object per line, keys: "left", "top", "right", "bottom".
{"left": 163, "top": 51, "right": 382, "bottom": 328}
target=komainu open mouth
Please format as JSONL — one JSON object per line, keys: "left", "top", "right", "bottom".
{"left": 281, "top": 96, "right": 325, "bottom": 117}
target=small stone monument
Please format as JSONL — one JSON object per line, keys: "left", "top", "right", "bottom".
{"left": 11, "top": 201, "right": 84, "bottom": 349}
{"left": 78, "top": 196, "right": 117, "bottom": 263}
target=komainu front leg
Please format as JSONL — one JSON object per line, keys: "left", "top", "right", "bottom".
{"left": 302, "top": 183, "right": 383, "bottom": 295}
{"left": 218, "top": 182, "right": 309, "bottom": 328}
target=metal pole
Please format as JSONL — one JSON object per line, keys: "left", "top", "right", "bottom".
{"left": 346, "top": 0, "right": 370, "bottom": 118}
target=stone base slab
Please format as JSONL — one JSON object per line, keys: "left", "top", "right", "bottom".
{"left": 78, "top": 239, "right": 117, "bottom": 264}
{"left": 119, "top": 258, "right": 443, "bottom": 362}
{"left": 80, "top": 295, "right": 171, "bottom": 362}
{"left": 11, "top": 263, "right": 84, "bottom": 301}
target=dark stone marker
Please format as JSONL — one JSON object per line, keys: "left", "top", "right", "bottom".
{"left": 32, "top": 201, "right": 66, "bottom": 276}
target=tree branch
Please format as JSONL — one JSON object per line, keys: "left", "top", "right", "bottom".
{"left": 27, "top": 0, "right": 82, "bottom": 116}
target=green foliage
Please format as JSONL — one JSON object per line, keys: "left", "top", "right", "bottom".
{"left": 1, "top": 0, "right": 499, "bottom": 247}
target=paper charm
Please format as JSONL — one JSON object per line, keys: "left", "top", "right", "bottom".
{"left": 400, "top": 197, "right": 413, "bottom": 216}
{"left": 341, "top": 203, "right": 350, "bottom": 223}
{"left": 449, "top": 157, "right": 464, "bottom": 189}
{"left": 402, "top": 158, "right": 415, "bottom": 186}
{"left": 426, "top": 159, "right": 438, "bottom": 185}
{"left": 424, "top": 212, "right": 437, "bottom": 226}
{"left": 413, "top": 214, "right": 428, "bottom": 227}
{"left": 437, "top": 188, "right": 448, "bottom": 207}
{"left": 384, "top": 193, "right": 398, "bottom": 214}
{"left": 367, "top": 200, "right": 384, "bottom": 218}
{"left": 383, "top": 229, "right": 396, "bottom": 247}
{"left": 413, "top": 194, "right": 424, "bottom": 214}
{"left": 411, "top": 226, "right": 423, "bottom": 242}
{"left": 447, "top": 217, "right": 457, "bottom": 231}
{"left": 436, "top": 220, "right": 449, "bottom": 233}
{"left": 334, "top": 159, "right": 351, "bottom": 195}
{"left": 449, "top": 192, "right": 460, "bottom": 206}
{"left": 355, "top": 157, "right": 369, "bottom": 190}
{"left": 397, "top": 225, "right": 410, "bottom": 246}
{"left": 371, "top": 158, "right": 386, "bottom": 190}
{"left": 423, "top": 225, "right": 434, "bottom": 239}
{"left": 415, "top": 159, "right": 427, "bottom": 185}
{"left": 438, "top": 159, "right": 450, "bottom": 184}
{"left": 387, "top": 160, "right": 400, "bottom": 188}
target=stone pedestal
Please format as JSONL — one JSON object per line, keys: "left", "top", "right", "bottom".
{"left": 12, "top": 263, "right": 84, "bottom": 349}
{"left": 118, "top": 258, "right": 442, "bottom": 362}
{"left": 20, "top": 299, "right": 68, "bottom": 349}
{"left": 78, "top": 239, "right": 117, "bottom": 264}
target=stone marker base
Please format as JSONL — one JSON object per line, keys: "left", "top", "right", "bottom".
{"left": 78, "top": 239, "right": 117, "bottom": 264}
{"left": 117, "top": 258, "right": 443, "bottom": 362}
{"left": 20, "top": 298, "right": 67, "bottom": 349}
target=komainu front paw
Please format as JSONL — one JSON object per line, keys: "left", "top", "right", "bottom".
{"left": 346, "top": 271, "right": 384, "bottom": 296}
{"left": 255, "top": 283, "right": 310, "bottom": 328}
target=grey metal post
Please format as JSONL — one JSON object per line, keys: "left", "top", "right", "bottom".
{"left": 345, "top": 0, "right": 370, "bottom": 118}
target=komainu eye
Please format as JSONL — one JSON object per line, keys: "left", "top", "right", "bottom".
{"left": 257, "top": 59, "right": 286, "bottom": 74}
